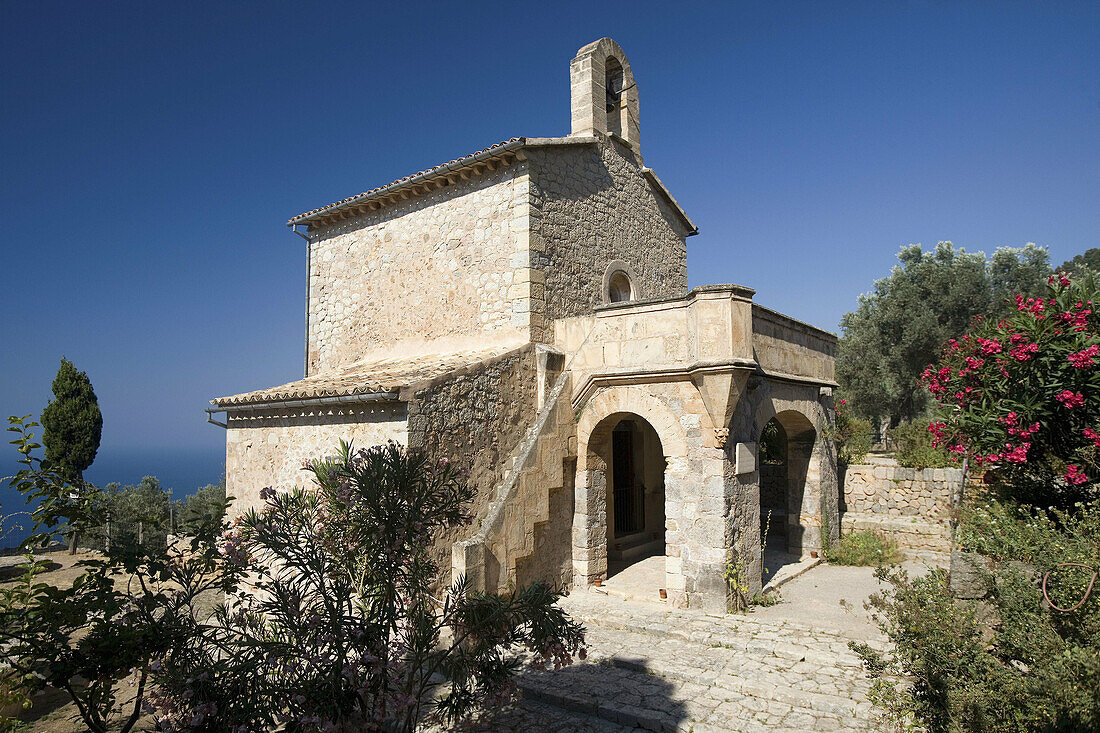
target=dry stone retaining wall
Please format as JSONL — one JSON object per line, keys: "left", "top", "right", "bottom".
{"left": 840, "top": 460, "right": 961, "bottom": 552}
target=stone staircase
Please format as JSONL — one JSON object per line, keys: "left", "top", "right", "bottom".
{"left": 452, "top": 361, "right": 575, "bottom": 593}
{"left": 611, "top": 531, "right": 665, "bottom": 565}
{"left": 460, "top": 591, "right": 892, "bottom": 732}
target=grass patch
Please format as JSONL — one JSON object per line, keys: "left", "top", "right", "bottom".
{"left": 825, "top": 531, "right": 901, "bottom": 566}
{"left": 749, "top": 591, "right": 782, "bottom": 607}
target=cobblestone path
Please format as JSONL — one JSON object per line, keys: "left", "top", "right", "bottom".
{"left": 458, "top": 588, "right": 893, "bottom": 732}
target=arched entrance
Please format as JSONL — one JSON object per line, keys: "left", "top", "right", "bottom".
{"left": 758, "top": 410, "right": 817, "bottom": 584}
{"left": 606, "top": 417, "right": 666, "bottom": 578}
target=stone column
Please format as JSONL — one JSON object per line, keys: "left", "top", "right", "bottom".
{"left": 787, "top": 438, "right": 815, "bottom": 555}
{"left": 572, "top": 465, "right": 608, "bottom": 585}
{"left": 725, "top": 456, "right": 764, "bottom": 604}
{"left": 677, "top": 449, "right": 731, "bottom": 613}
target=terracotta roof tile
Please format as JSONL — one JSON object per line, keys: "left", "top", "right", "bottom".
{"left": 211, "top": 344, "right": 521, "bottom": 408}
{"left": 287, "top": 138, "right": 525, "bottom": 226}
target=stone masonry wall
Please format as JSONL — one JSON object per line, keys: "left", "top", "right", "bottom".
{"left": 305, "top": 163, "right": 532, "bottom": 373}
{"left": 407, "top": 346, "right": 541, "bottom": 587}
{"left": 224, "top": 403, "right": 409, "bottom": 516}
{"left": 841, "top": 460, "right": 960, "bottom": 552}
{"left": 751, "top": 305, "right": 837, "bottom": 383}
{"left": 530, "top": 138, "right": 689, "bottom": 324}
{"left": 484, "top": 367, "right": 575, "bottom": 594}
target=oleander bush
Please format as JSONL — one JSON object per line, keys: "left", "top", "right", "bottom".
{"left": 854, "top": 272, "right": 1100, "bottom": 732}
{"left": 150, "top": 440, "right": 586, "bottom": 732}
{"left": 4, "top": 421, "right": 585, "bottom": 732}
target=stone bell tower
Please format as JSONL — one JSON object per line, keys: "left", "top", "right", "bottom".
{"left": 570, "top": 38, "right": 641, "bottom": 154}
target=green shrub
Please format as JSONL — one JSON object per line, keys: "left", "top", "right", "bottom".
{"left": 856, "top": 503, "right": 1100, "bottom": 732}
{"left": 827, "top": 397, "right": 873, "bottom": 465}
{"left": 892, "top": 419, "right": 952, "bottom": 469}
{"left": 825, "top": 530, "right": 901, "bottom": 566}
{"left": 853, "top": 273, "right": 1100, "bottom": 731}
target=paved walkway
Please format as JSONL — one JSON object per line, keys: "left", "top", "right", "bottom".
{"left": 454, "top": 557, "right": 947, "bottom": 732}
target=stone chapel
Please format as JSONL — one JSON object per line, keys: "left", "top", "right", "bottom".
{"left": 210, "top": 39, "right": 840, "bottom": 612}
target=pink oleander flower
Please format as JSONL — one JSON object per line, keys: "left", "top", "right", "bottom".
{"left": 1001, "top": 442, "right": 1030, "bottom": 464}
{"left": 1065, "top": 464, "right": 1088, "bottom": 485}
{"left": 1069, "top": 344, "right": 1099, "bottom": 368}
{"left": 1055, "top": 390, "right": 1085, "bottom": 409}
{"left": 1084, "top": 428, "right": 1100, "bottom": 449}
{"left": 1009, "top": 342, "right": 1039, "bottom": 361}
{"left": 977, "top": 337, "right": 1002, "bottom": 355}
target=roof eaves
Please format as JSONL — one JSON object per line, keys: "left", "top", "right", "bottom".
{"left": 209, "top": 387, "right": 401, "bottom": 409}
{"left": 641, "top": 168, "right": 698, "bottom": 236}
{"left": 287, "top": 138, "right": 529, "bottom": 227}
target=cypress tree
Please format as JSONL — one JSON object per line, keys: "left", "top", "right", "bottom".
{"left": 41, "top": 357, "right": 102, "bottom": 552}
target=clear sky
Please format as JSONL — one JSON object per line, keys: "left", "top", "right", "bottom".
{"left": 1, "top": 1, "right": 1097, "bottom": 476}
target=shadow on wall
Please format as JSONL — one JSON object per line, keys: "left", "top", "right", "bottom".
{"left": 498, "top": 656, "right": 690, "bottom": 730}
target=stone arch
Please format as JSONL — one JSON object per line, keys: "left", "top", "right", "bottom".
{"left": 602, "top": 259, "right": 641, "bottom": 304}
{"left": 751, "top": 399, "right": 830, "bottom": 568}
{"left": 574, "top": 387, "right": 688, "bottom": 589}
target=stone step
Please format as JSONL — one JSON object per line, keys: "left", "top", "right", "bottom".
{"left": 515, "top": 651, "right": 877, "bottom": 732}
{"left": 497, "top": 592, "right": 889, "bottom": 731}
{"left": 565, "top": 592, "right": 888, "bottom": 654}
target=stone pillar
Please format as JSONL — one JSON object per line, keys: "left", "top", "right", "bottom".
{"left": 726, "top": 457, "right": 764, "bottom": 603}
{"left": 817, "top": 433, "right": 841, "bottom": 548}
{"left": 572, "top": 465, "right": 608, "bottom": 585}
{"left": 677, "top": 449, "right": 730, "bottom": 613}
{"left": 787, "top": 438, "right": 815, "bottom": 555}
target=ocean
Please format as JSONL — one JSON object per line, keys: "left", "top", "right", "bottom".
{"left": 1, "top": 446, "right": 224, "bottom": 550}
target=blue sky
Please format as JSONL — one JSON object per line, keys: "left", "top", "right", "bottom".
{"left": 1, "top": 1, "right": 1097, "bottom": 481}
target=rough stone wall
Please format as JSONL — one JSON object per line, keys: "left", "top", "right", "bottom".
{"left": 530, "top": 138, "right": 689, "bottom": 325}
{"left": 406, "top": 346, "right": 541, "bottom": 586}
{"left": 452, "top": 354, "right": 574, "bottom": 595}
{"left": 305, "top": 163, "right": 532, "bottom": 373}
{"left": 840, "top": 460, "right": 959, "bottom": 552}
{"left": 752, "top": 305, "right": 837, "bottom": 383}
{"left": 842, "top": 462, "right": 958, "bottom": 518}
{"left": 224, "top": 403, "right": 409, "bottom": 516}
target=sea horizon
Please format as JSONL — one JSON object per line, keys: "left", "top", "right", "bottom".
{"left": 1, "top": 445, "right": 225, "bottom": 550}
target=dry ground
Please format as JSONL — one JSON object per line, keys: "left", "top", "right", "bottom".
{"left": 2, "top": 550, "right": 944, "bottom": 732}
{"left": 1, "top": 550, "right": 162, "bottom": 732}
